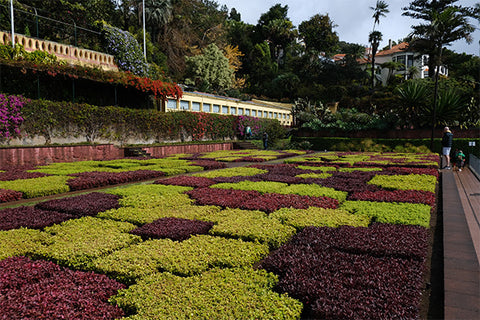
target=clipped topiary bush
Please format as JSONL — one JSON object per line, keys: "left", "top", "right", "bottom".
{"left": 0, "top": 228, "right": 51, "bottom": 260}
{"left": 0, "top": 176, "right": 71, "bottom": 198}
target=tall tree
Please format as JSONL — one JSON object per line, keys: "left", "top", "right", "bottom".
{"left": 369, "top": 0, "right": 389, "bottom": 88}
{"left": 298, "top": 14, "right": 339, "bottom": 56}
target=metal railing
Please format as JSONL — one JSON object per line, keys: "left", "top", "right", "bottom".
{"left": 0, "top": 2, "right": 102, "bottom": 50}
{"left": 469, "top": 154, "right": 480, "bottom": 181}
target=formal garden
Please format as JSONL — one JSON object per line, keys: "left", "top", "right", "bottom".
{"left": 0, "top": 150, "right": 440, "bottom": 319}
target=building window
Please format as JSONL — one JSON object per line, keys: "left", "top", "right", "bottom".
{"left": 222, "top": 106, "right": 228, "bottom": 114}
{"left": 213, "top": 104, "right": 220, "bottom": 113}
{"left": 407, "top": 55, "right": 414, "bottom": 68}
{"left": 167, "top": 99, "right": 177, "bottom": 109}
{"left": 252, "top": 110, "right": 257, "bottom": 117}
{"left": 203, "top": 103, "right": 211, "bottom": 112}
{"left": 192, "top": 102, "right": 200, "bottom": 111}
{"left": 246, "top": 109, "right": 251, "bottom": 116}
{"left": 238, "top": 108, "right": 244, "bottom": 115}
{"left": 230, "top": 107, "right": 237, "bottom": 115}
{"left": 180, "top": 100, "right": 189, "bottom": 110}
{"left": 269, "top": 112, "right": 273, "bottom": 118}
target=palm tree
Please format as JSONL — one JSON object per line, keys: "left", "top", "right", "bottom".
{"left": 369, "top": 30, "right": 383, "bottom": 88}
{"left": 381, "top": 61, "right": 405, "bottom": 84}
{"left": 404, "top": 2, "right": 477, "bottom": 147}
{"left": 370, "top": 0, "right": 390, "bottom": 31}
{"left": 138, "top": 0, "right": 173, "bottom": 41}
{"left": 369, "top": 1, "right": 389, "bottom": 89}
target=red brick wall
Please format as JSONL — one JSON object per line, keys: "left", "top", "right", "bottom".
{"left": 144, "top": 143, "right": 233, "bottom": 158}
{"left": 0, "top": 143, "right": 233, "bottom": 167}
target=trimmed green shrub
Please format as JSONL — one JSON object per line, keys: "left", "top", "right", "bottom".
{"left": 368, "top": 174, "right": 437, "bottom": 193}
{"left": 0, "top": 176, "right": 71, "bottom": 198}
{"left": 106, "top": 184, "right": 192, "bottom": 198}
{"left": 91, "top": 239, "right": 175, "bottom": 284}
{"left": 340, "top": 201, "right": 432, "bottom": 227}
{"left": 35, "top": 217, "right": 141, "bottom": 269}
{"left": 111, "top": 267, "right": 303, "bottom": 320}
{"left": 211, "top": 181, "right": 288, "bottom": 194}
{"left": 153, "top": 235, "right": 269, "bottom": 276}
{"left": 271, "top": 207, "right": 370, "bottom": 229}
{"left": 98, "top": 205, "right": 222, "bottom": 225}
{"left": 278, "top": 184, "right": 348, "bottom": 202}
{"left": 117, "top": 193, "right": 194, "bottom": 209}
{"left": 296, "top": 165, "right": 337, "bottom": 172}
{"left": 0, "top": 228, "right": 51, "bottom": 260}
{"left": 295, "top": 173, "right": 333, "bottom": 179}
{"left": 209, "top": 209, "right": 297, "bottom": 249}
{"left": 193, "top": 167, "right": 267, "bottom": 178}
{"left": 338, "top": 167, "right": 383, "bottom": 172}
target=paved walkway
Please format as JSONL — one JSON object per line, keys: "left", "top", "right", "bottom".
{"left": 442, "top": 166, "right": 480, "bottom": 319}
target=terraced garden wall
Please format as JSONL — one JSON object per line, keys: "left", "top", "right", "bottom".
{"left": 0, "top": 143, "right": 233, "bottom": 167}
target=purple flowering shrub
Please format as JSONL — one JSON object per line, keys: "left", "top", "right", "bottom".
{"left": 35, "top": 192, "right": 121, "bottom": 217}
{"left": 260, "top": 224, "right": 429, "bottom": 319}
{"left": 130, "top": 217, "right": 214, "bottom": 241}
{"left": 240, "top": 193, "right": 339, "bottom": 213}
{"left": 154, "top": 175, "right": 216, "bottom": 188}
{"left": 0, "top": 94, "right": 26, "bottom": 141}
{"left": 0, "top": 189, "right": 23, "bottom": 203}
{"left": 67, "top": 170, "right": 165, "bottom": 191}
{"left": 0, "top": 256, "right": 126, "bottom": 320}
{"left": 0, "top": 206, "right": 73, "bottom": 230}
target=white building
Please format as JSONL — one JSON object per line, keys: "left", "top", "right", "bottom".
{"left": 374, "top": 42, "right": 448, "bottom": 85}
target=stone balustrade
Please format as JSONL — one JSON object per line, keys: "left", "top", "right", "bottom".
{"left": 0, "top": 31, "right": 118, "bottom": 71}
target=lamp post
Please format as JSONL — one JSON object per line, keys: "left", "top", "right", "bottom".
{"left": 142, "top": 0, "right": 146, "bottom": 60}
{"left": 10, "top": 0, "right": 15, "bottom": 47}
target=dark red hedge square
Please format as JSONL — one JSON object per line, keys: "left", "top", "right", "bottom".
{"left": 130, "top": 217, "right": 214, "bottom": 241}
{"left": 187, "top": 188, "right": 261, "bottom": 208}
{"left": 154, "top": 175, "right": 216, "bottom": 188}
{"left": 240, "top": 193, "right": 339, "bottom": 213}
{"left": 0, "top": 256, "right": 125, "bottom": 320}
{"left": 0, "top": 206, "right": 74, "bottom": 231}
{"left": 0, "top": 189, "right": 23, "bottom": 203}
{"left": 35, "top": 192, "right": 121, "bottom": 217}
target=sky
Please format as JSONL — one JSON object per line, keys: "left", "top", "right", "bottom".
{"left": 216, "top": 0, "right": 480, "bottom": 55}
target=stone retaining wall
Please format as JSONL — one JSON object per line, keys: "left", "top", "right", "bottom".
{"left": 0, "top": 143, "right": 233, "bottom": 167}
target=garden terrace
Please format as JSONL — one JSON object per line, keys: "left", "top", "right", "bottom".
{"left": 0, "top": 151, "right": 451, "bottom": 319}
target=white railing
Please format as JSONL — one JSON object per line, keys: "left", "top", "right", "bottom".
{"left": 0, "top": 31, "right": 117, "bottom": 71}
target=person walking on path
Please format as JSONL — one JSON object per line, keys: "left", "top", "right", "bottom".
{"left": 442, "top": 126, "right": 453, "bottom": 169}
{"left": 262, "top": 132, "right": 268, "bottom": 150}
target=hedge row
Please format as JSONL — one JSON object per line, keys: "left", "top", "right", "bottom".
{"left": 292, "top": 136, "right": 480, "bottom": 158}
{"left": 18, "top": 98, "right": 285, "bottom": 144}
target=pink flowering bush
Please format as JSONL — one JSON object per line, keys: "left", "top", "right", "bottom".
{"left": 0, "top": 256, "right": 126, "bottom": 319}
{"left": 0, "top": 94, "right": 26, "bottom": 142}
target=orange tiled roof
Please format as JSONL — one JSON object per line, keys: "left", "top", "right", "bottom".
{"left": 376, "top": 42, "right": 410, "bottom": 56}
